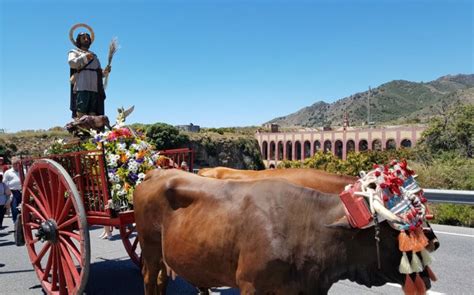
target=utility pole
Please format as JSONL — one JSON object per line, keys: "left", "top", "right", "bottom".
{"left": 367, "top": 86, "right": 371, "bottom": 125}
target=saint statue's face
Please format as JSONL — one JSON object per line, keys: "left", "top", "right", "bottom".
{"left": 77, "top": 33, "right": 91, "bottom": 49}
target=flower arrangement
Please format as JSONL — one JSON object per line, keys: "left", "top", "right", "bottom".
{"left": 46, "top": 110, "right": 168, "bottom": 211}
{"left": 83, "top": 126, "right": 161, "bottom": 210}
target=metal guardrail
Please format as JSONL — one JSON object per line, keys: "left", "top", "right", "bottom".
{"left": 424, "top": 189, "right": 474, "bottom": 205}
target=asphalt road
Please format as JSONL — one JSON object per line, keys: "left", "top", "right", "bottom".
{"left": 0, "top": 217, "right": 473, "bottom": 295}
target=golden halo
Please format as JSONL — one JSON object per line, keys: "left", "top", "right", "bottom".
{"left": 69, "top": 23, "right": 95, "bottom": 47}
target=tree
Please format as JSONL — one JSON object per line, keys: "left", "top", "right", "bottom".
{"left": 418, "top": 104, "right": 473, "bottom": 158}
{"left": 145, "top": 123, "right": 190, "bottom": 150}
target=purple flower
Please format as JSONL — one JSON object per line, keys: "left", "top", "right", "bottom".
{"left": 128, "top": 172, "right": 139, "bottom": 183}
{"left": 136, "top": 158, "right": 144, "bottom": 163}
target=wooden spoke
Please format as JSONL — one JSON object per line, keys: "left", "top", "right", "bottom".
{"left": 59, "top": 243, "right": 78, "bottom": 293}
{"left": 57, "top": 246, "right": 67, "bottom": 295}
{"left": 26, "top": 187, "right": 51, "bottom": 220}
{"left": 59, "top": 230, "right": 81, "bottom": 242}
{"left": 31, "top": 172, "right": 53, "bottom": 216}
{"left": 56, "top": 197, "right": 73, "bottom": 225}
{"left": 132, "top": 236, "right": 139, "bottom": 250}
{"left": 54, "top": 183, "right": 66, "bottom": 221}
{"left": 33, "top": 242, "right": 51, "bottom": 265}
{"left": 39, "top": 169, "right": 53, "bottom": 213}
{"left": 27, "top": 237, "right": 40, "bottom": 246}
{"left": 24, "top": 203, "right": 47, "bottom": 222}
{"left": 51, "top": 246, "right": 59, "bottom": 291}
{"left": 120, "top": 222, "right": 142, "bottom": 268}
{"left": 41, "top": 247, "right": 54, "bottom": 281}
{"left": 59, "top": 236, "right": 81, "bottom": 264}
{"left": 58, "top": 216, "right": 79, "bottom": 230}
{"left": 25, "top": 222, "right": 41, "bottom": 229}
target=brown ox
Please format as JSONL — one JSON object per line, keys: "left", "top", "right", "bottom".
{"left": 199, "top": 167, "right": 439, "bottom": 253}
{"left": 135, "top": 169, "right": 435, "bottom": 295}
{"left": 198, "top": 167, "right": 357, "bottom": 194}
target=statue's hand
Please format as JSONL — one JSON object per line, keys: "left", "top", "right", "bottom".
{"left": 103, "top": 65, "right": 112, "bottom": 75}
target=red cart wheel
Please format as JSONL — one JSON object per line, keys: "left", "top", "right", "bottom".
{"left": 21, "top": 159, "right": 90, "bottom": 295}
{"left": 119, "top": 223, "right": 141, "bottom": 267}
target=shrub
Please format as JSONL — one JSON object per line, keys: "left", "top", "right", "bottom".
{"left": 145, "top": 122, "right": 190, "bottom": 150}
{"left": 431, "top": 204, "right": 473, "bottom": 227}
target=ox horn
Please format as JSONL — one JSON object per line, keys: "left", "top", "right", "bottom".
{"left": 372, "top": 199, "right": 403, "bottom": 223}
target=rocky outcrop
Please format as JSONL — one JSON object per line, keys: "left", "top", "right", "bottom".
{"left": 187, "top": 133, "right": 264, "bottom": 170}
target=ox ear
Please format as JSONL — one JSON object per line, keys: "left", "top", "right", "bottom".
{"left": 325, "top": 216, "right": 352, "bottom": 229}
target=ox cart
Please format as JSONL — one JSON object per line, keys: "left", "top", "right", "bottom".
{"left": 15, "top": 148, "right": 194, "bottom": 294}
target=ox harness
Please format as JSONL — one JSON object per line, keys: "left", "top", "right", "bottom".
{"left": 339, "top": 159, "right": 436, "bottom": 293}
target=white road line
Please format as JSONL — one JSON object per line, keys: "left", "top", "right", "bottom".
{"left": 434, "top": 230, "right": 474, "bottom": 238}
{"left": 386, "top": 283, "right": 445, "bottom": 295}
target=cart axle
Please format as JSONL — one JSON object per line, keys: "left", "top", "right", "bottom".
{"left": 35, "top": 220, "right": 58, "bottom": 243}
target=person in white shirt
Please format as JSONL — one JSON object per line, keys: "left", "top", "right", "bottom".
{"left": 0, "top": 173, "right": 12, "bottom": 229}
{"left": 3, "top": 157, "right": 22, "bottom": 224}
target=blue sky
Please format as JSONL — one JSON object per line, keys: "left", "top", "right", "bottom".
{"left": 0, "top": 0, "right": 472, "bottom": 132}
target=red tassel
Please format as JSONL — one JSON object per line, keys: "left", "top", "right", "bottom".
{"left": 414, "top": 273, "right": 427, "bottom": 295}
{"left": 426, "top": 266, "right": 438, "bottom": 282}
{"left": 403, "top": 274, "right": 417, "bottom": 295}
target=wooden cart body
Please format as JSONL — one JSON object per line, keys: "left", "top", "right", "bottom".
{"left": 16, "top": 148, "right": 194, "bottom": 294}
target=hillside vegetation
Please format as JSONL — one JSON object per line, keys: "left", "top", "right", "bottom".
{"left": 268, "top": 74, "right": 474, "bottom": 127}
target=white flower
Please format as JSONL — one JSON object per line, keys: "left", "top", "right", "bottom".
{"left": 128, "top": 160, "right": 139, "bottom": 173}
{"left": 114, "top": 184, "right": 122, "bottom": 190}
{"left": 151, "top": 152, "right": 160, "bottom": 161}
{"left": 139, "top": 141, "right": 149, "bottom": 151}
{"left": 138, "top": 173, "right": 146, "bottom": 180}
{"left": 109, "top": 174, "right": 120, "bottom": 183}
{"left": 116, "top": 143, "right": 127, "bottom": 151}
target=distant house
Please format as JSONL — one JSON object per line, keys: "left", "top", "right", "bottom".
{"left": 176, "top": 123, "right": 200, "bottom": 133}
{"left": 264, "top": 123, "right": 280, "bottom": 133}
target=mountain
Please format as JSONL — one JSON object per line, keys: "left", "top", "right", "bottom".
{"left": 266, "top": 74, "right": 474, "bottom": 127}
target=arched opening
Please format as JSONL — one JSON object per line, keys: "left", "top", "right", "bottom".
{"left": 262, "top": 141, "right": 268, "bottom": 159}
{"left": 324, "top": 140, "right": 332, "bottom": 153}
{"left": 386, "top": 139, "right": 396, "bottom": 150}
{"left": 277, "top": 141, "right": 284, "bottom": 160}
{"left": 314, "top": 141, "right": 321, "bottom": 153}
{"left": 335, "top": 140, "right": 343, "bottom": 158}
{"left": 372, "top": 139, "right": 382, "bottom": 151}
{"left": 295, "top": 141, "right": 302, "bottom": 160}
{"left": 401, "top": 139, "right": 412, "bottom": 148}
{"left": 286, "top": 141, "right": 293, "bottom": 160}
{"left": 269, "top": 141, "right": 276, "bottom": 160}
{"left": 346, "top": 140, "right": 355, "bottom": 154}
{"left": 304, "top": 140, "right": 311, "bottom": 159}
{"left": 359, "top": 140, "right": 368, "bottom": 152}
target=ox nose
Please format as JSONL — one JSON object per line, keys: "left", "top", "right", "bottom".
{"left": 432, "top": 238, "right": 440, "bottom": 251}
{"left": 423, "top": 227, "right": 440, "bottom": 251}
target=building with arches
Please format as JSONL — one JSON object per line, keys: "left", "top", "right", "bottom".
{"left": 256, "top": 125, "right": 425, "bottom": 168}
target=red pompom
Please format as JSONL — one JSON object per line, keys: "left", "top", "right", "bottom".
{"left": 420, "top": 197, "right": 427, "bottom": 203}
{"left": 373, "top": 164, "right": 379, "bottom": 169}
{"left": 409, "top": 224, "right": 416, "bottom": 232}
{"left": 375, "top": 171, "right": 381, "bottom": 177}
{"left": 383, "top": 195, "right": 389, "bottom": 202}
{"left": 380, "top": 183, "right": 388, "bottom": 189}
